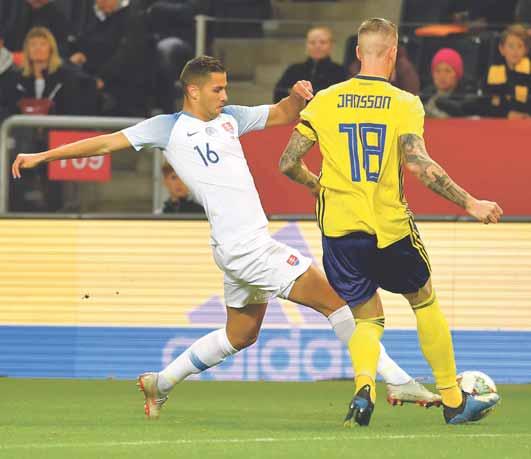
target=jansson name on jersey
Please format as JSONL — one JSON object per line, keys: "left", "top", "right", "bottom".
{"left": 337, "top": 94, "right": 391, "bottom": 109}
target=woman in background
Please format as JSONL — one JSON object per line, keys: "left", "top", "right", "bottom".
{"left": 11, "top": 26, "right": 97, "bottom": 116}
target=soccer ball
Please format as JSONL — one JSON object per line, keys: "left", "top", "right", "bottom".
{"left": 455, "top": 371, "right": 500, "bottom": 421}
{"left": 457, "top": 371, "right": 497, "bottom": 396}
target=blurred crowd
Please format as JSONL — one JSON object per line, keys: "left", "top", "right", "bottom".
{"left": 1, "top": 0, "right": 530, "bottom": 125}
{"left": 1, "top": 0, "right": 530, "bottom": 214}
{"left": 275, "top": 1, "right": 531, "bottom": 119}
{"left": 0, "top": 0, "right": 205, "bottom": 121}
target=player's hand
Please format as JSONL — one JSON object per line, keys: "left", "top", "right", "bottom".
{"left": 310, "top": 182, "right": 321, "bottom": 198}
{"left": 466, "top": 198, "right": 503, "bottom": 224}
{"left": 12, "top": 153, "right": 45, "bottom": 179}
{"left": 70, "top": 52, "right": 87, "bottom": 66}
{"left": 291, "top": 80, "right": 314, "bottom": 101}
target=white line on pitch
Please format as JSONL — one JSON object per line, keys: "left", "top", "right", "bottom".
{"left": 1, "top": 433, "right": 530, "bottom": 450}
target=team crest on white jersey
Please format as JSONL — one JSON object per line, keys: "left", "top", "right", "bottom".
{"left": 205, "top": 126, "right": 218, "bottom": 137}
{"left": 287, "top": 255, "right": 300, "bottom": 266}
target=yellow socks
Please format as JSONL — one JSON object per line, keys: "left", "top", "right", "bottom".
{"left": 348, "top": 316, "right": 385, "bottom": 402}
{"left": 412, "top": 291, "right": 462, "bottom": 408}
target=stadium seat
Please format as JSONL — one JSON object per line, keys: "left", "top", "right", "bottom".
{"left": 208, "top": 0, "right": 272, "bottom": 38}
{"left": 400, "top": 0, "right": 452, "bottom": 25}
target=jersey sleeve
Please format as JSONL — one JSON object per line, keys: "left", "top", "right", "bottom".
{"left": 121, "top": 114, "right": 177, "bottom": 151}
{"left": 222, "top": 105, "right": 270, "bottom": 136}
{"left": 398, "top": 95, "right": 425, "bottom": 138}
{"left": 295, "top": 94, "right": 320, "bottom": 142}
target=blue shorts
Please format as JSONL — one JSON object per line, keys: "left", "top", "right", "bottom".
{"left": 322, "top": 230, "right": 431, "bottom": 308}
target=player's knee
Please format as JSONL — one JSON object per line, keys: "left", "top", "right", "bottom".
{"left": 405, "top": 279, "right": 434, "bottom": 308}
{"left": 230, "top": 331, "right": 259, "bottom": 350}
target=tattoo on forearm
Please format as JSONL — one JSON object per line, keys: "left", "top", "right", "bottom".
{"left": 279, "top": 130, "right": 319, "bottom": 190}
{"left": 399, "top": 134, "right": 470, "bottom": 209}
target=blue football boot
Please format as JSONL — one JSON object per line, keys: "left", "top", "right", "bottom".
{"left": 444, "top": 390, "right": 500, "bottom": 424}
{"left": 344, "top": 384, "right": 374, "bottom": 427}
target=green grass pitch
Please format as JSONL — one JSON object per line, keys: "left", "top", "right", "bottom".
{"left": 1, "top": 379, "right": 530, "bottom": 459}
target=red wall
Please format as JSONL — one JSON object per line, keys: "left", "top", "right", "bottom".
{"left": 241, "top": 119, "right": 531, "bottom": 216}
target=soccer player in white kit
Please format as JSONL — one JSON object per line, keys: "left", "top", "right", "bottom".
{"left": 12, "top": 56, "right": 440, "bottom": 421}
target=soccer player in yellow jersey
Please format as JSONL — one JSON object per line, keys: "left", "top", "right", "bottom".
{"left": 279, "top": 18, "right": 502, "bottom": 426}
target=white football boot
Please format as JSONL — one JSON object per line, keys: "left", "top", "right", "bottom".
{"left": 386, "top": 379, "right": 442, "bottom": 408}
{"left": 137, "top": 372, "right": 168, "bottom": 419}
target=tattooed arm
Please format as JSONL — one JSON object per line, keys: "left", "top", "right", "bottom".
{"left": 399, "top": 133, "right": 503, "bottom": 224}
{"left": 279, "top": 128, "right": 321, "bottom": 196}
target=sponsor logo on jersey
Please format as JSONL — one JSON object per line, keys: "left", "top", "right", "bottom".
{"left": 287, "top": 255, "right": 300, "bottom": 266}
{"left": 187, "top": 131, "right": 199, "bottom": 137}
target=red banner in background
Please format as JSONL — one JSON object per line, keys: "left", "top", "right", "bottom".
{"left": 241, "top": 119, "right": 531, "bottom": 216}
{"left": 48, "top": 131, "right": 111, "bottom": 182}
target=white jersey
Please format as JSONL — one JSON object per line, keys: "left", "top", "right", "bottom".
{"left": 122, "top": 105, "right": 271, "bottom": 247}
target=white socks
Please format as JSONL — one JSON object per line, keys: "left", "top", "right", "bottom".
{"left": 327, "top": 305, "right": 411, "bottom": 386}
{"left": 327, "top": 306, "right": 355, "bottom": 344}
{"left": 377, "top": 345, "right": 411, "bottom": 385}
{"left": 157, "top": 328, "right": 237, "bottom": 394}
{"left": 157, "top": 306, "right": 412, "bottom": 393}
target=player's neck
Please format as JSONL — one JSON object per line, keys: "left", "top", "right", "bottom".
{"left": 182, "top": 102, "right": 216, "bottom": 122}
{"left": 358, "top": 64, "right": 390, "bottom": 81}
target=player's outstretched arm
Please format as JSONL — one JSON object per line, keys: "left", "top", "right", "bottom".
{"left": 12, "top": 132, "right": 131, "bottom": 179}
{"left": 399, "top": 133, "right": 503, "bottom": 224}
{"left": 266, "top": 80, "right": 314, "bottom": 128}
{"left": 279, "top": 129, "right": 320, "bottom": 196}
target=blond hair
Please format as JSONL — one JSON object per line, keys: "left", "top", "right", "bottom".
{"left": 306, "top": 26, "right": 334, "bottom": 41}
{"left": 22, "top": 27, "right": 62, "bottom": 77}
{"left": 500, "top": 24, "right": 529, "bottom": 49}
{"left": 357, "top": 18, "right": 398, "bottom": 57}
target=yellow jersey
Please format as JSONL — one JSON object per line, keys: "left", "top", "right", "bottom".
{"left": 296, "top": 75, "right": 425, "bottom": 248}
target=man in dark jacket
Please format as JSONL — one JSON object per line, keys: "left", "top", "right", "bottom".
{"left": 273, "top": 26, "right": 348, "bottom": 102}
{"left": 68, "top": 0, "right": 149, "bottom": 116}
{"left": 3, "top": 0, "right": 71, "bottom": 55}
{"left": 0, "top": 31, "right": 18, "bottom": 121}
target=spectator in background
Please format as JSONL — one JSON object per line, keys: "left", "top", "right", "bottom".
{"left": 8, "top": 27, "right": 99, "bottom": 212}
{"left": 0, "top": 29, "right": 18, "bottom": 121}
{"left": 345, "top": 35, "right": 420, "bottom": 95}
{"left": 273, "top": 26, "right": 347, "bottom": 103}
{"left": 422, "top": 48, "right": 467, "bottom": 118}
{"left": 143, "top": 0, "right": 196, "bottom": 113}
{"left": 485, "top": 24, "right": 530, "bottom": 118}
{"left": 68, "top": 0, "right": 149, "bottom": 116}
{"left": 158, "top": 161, "right": 205, "bottom": 215}
{"left": 3, "top": 0, "right": 71, "bottom": 56}
{"left": 10, "top": 27, "right": 97, "bottom": 116}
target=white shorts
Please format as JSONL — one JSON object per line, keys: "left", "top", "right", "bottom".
{"left": 212, "top": 235, "right": 312, "bottom": 308}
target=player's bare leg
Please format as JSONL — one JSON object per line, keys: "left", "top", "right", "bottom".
{"left": 138, "top": 303, "right": 267, "bottom": 419}
{"left": 225, "top": 303, "right": 268, "bottom": 350}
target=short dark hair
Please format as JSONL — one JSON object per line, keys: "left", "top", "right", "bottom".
{"left": 161, "top": 161, "right": 175, "bottom": 177}
{"left": 180, "top": 55, "right": 226, "bottom": 93}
